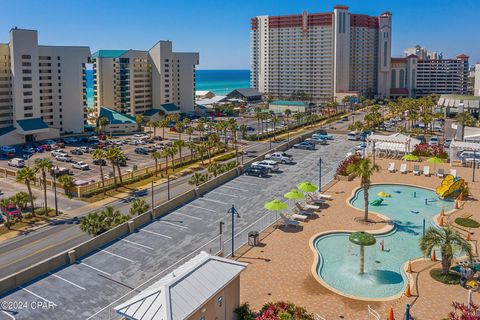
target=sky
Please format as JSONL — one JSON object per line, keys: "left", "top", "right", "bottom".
{"left": 1, "top": 0, "right": 479, "bottom": 70}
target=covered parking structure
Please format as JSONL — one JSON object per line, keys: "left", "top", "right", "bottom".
{"left": 366, "top": 133, "right": 421, "bottom": 159}
{"left": 449, "top": 141, "right": 480, "bottom": 181}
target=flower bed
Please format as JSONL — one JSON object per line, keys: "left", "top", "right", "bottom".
{"left": 336, "top": 154, "right": 361, "bottom": 176}
{"left": 412, "top": 143, "right": 448, "bottom": 158}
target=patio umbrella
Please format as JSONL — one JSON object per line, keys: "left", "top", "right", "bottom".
{"left": 428, "top": 156, "right": 444, "bottom": 172}
{"left": 403, "top": 154, "right": 419, "bottom": 161}
{"left": 297, "top": 182, "right": 319, "bottom": 193}
{"left": 264, "top": 199, "right": 288, "bottom": 227}
{"left": 284, "top": 189, "right": 305, "bottom": 200}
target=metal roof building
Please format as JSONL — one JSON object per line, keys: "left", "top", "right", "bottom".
{"left": 115, "top": 252, "right": 247, "bottom": 320}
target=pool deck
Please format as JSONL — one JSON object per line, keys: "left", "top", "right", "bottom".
{"left": 236, "top": 158, "right": 479, "bottom": 319}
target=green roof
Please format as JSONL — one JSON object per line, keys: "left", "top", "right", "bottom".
{"left": 0, "top": 126, "right": 15, "bottom": 136}
{"left": 92, "top": 50, "right": 128, "bottom": 59}
{"left": 160, "top": 103, "right": 180, "bottom": 113}
{"left": 99, "top": 106, "right": 136, "bottom": 124}
{"left": 270, "top": 100, "right": 308, "bottom": 107}
{"left": 16, "top": 118, "right": 49, "bottom": 131}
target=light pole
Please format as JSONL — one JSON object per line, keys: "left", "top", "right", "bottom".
{"left": 228, "top": 205, "right": 240, "bottom": 257}
{"left": 473, "top": 151, "right": 476, "bottom": 182}
{"left": 151, "top": 180, "right": 154, "bottom": 217}
{"left": 167, "top": 173, "right": 170, "bottom": 200}
{"left": 219, "top": 221, "right": 225, "bottom": 254}
{"left": 317, "top": 157, "right": 322, "bottom": 193}
{"left": 51, "top": 166, "right": 59, "bottom": 216}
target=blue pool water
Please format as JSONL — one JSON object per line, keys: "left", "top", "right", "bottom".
{"left": 313, "top": 184, "right": 454, "bottom": 299}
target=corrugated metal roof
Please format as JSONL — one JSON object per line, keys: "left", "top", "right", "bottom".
{"left": 115, "top": 252, "right": 247, "bottom": 320}
{"left": 16, "top": 118, "right": 49, "bottom": 131}
{"left": 99, "top": 106, "right": 136, "bottom": 124}
{"left": 160, "top": 103, "right": 180, "bottom": 112}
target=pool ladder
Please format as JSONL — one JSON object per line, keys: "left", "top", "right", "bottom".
{"left": 368, "top": 305, "right": 380, "bottom": 320}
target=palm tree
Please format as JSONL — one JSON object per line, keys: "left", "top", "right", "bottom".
{"left": 455, "top": 112, "right": 476, "bottom": 141}
{"left": 420, "top": 225, "right": 473, "bottom": 275}
{"left": 167, "top": 146, "right": 178, "bottom": 171}
{"left": 271, "top": 116, "right": 279, "bottom": 140}
{"left": 208, "top": 162, "right": 222, "bottom": 177}
{"left": 239, "top": 124, "right": 248, "bottom": 139}
{"left": 34, "top": 158, "right": 53, "bottom": 215}
{"left": 152, "top": 121, "right": 159, "bottom": 138}
{"left": 16, "top": 167, "right": 37, "bottom": 216}
{"left": 115, "top": 150, "right": 126, "bottom": 186}
{"left": 189, "top": 172, "right": 206, "bottom": 186}
{"left": 195, "top": 120, "right": 205, "bottom": 139}
{"left": 347, "top": 158, "right": 380, "bottom": 221}
{"left": 130, "top": 198, "right": 150, "bottom": 216}
{"left": 12, "top": 191, "right": 31, "bottom": 211}
{"left": 175, "top": 121, "right": 184, "bottom": 140}
{"left": 97, "top": 116, "right": 108, "bottom": 133}
{"left": 99, "top": 206, "right": 129, "bottom": 232}
{"left": 135, "top": 114, "right": 144, "bottom": 127}
{"left": 159, "top": 118, "right": 169, "bottom": 140}
{"left": 160, "top": 148, "right": 171, "bottom": 176}
{"left": 185, "top": 126, "right": 194, "bottom": 141}
{"left": 105, "top": 147, "right": 120, "bottom": 190}
{"left": 58, "top": 175, "right": 75, "bottom": 199}
{"left": 80, "top": 212, "right": 102, "bottom": 236}
{"left": 173, "top": 140, "right": 185, "bottom": 165}
{"left": 284, "top": 109, "right": 292, "bottom": 128}
{"left": 255, "top": 108, "right": 262, "bottom": 134}
{"left": 92, "top": 149, "right": 107, "bottom": 194}
{"left": 151, "top": 151, "right": 162, "bottom": 177}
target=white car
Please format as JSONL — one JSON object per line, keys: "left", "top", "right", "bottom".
{"left": 306, "top": 137, "right": 328, "bottom": 145}
{"left": 0, "top": 146, "right": 15, "bottom": 153}
{"left": 133, "top": 134, "right": 149, "bottom": 139}
{"left": 428, "top": 136, "right": 439, "bottom": 146}
{"left": 55, "top": 155, "right": 72, "bottom": 162}
{"left": 72, "top": 161, "right": 89, "bottom": 170}
{"left": 7, "top": 158, "right": 25, "bottom": 168}
{"left": 51, "top": 150, "right": 68, "bottom": 157}
{"left": 265, "top": 152, "right": 293, "bottom": 164}
{"left": 252, "top": 160, "right": 279, "bottom": 172}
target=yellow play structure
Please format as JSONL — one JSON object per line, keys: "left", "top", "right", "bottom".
{"left": 436, "top": 175, "right": 467, "bottom": 198}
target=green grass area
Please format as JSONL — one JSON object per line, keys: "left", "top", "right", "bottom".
{"left": 455, "top": 217, "right": 480, "bottom": 228}
{"left": 430, "top": 268, "right": 461, "bottom": 285}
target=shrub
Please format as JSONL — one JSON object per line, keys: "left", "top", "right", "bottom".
{"left": 234, "top": 303, "right": 255, "bottom": 320}
{"left": 455, "top": 217, "right": 480, "bottom": 228}
{"left": 430, "top": 268, "right": 460, "bottom": 285}
{"left": 412, "top": 143, "right": 448, "bottom": 158}
{"left": 336, "top": 154, "right": 361, "bottom": 176}
{"left": 258, "top": 302, "right": 314, "bottom": 320}
{"left": 448, "top": 301, "right": 480, "bottom": 320}
{"left": 213, "top": 153, "right": 235, "bottom": 162}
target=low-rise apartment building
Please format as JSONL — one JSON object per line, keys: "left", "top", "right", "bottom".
{"left": 0, "top": 28, "right": 90, "bottom": 145}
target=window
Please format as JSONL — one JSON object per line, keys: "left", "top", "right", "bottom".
{"left": 22, "top": 69, "right": 32, "bottom": 74}
{"left": 21, "top": 55, "right": 31, "bottom": 59}
{"left": 22, "top": 62, "right": 31, "bottom": 67}
{"left": 24, "top": 106, "right": 33, "bottom": 110}
{"left": 23, "top": 77, "right": 32, "bottom": 81}
{"left": 23, "top": 84, "right": 32, "bottom": 89}
{"left": 24, "top": 113, "right": 33, "bottom": 118}
{"left": 383, "top": 42, "right": 388, "bottom": 67}
{"left": 23, "top": 91, "right": 32, "bottom": 96}
{"left": 399, "top": 69, "right": 405, "bottom": 88}
{"left": 24, "top": 98, "right": 32, "bottom": 103}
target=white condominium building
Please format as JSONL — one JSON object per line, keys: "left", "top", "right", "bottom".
{"left": 92, "top": 41, "right": 199, "bottom": 116}
{"left": 475, "top": 63, "right": 480, "bottom": 97}
{"left": 0, "top": 28, "right": 90, "bottom": 145}
{"left": 250, "top": 5, "right": 392, "bottom": 102}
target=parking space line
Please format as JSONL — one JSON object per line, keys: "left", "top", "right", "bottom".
{"left": 233, "top": 180, "right": 259, "bottom": 186}
{"left": 159, "top": 220, "right": 188, "bottom": 229}
{"left": 198, "top": 197, "right": 230, "bottom": 205}
{"left": 20, "top": 286, "right": 57, "bottom": 307}
{"left": 173, "top": 212, "right": 202, "bottom": 221}
{"left": 209, "top": 191, "right": 239, "bottom": 198}
{"left": 1, "top": 311, "right": 15, "bottom": 319}
{"left": 118, "top": 238, "right": 154, "bottom": 250}
{"left": 221, "top": 185, "right": 249, "bottom": 192}
{"left": 185, "top": 204, "right": 216, "bottom": 213}
{"left": 141, "top": 229, "right": 172, "bottom": 239}
{"left": 98, "top": 249, "right": 135, "bottom": 263}
{"left": 79, "top": 262, "right": 112, "bottom": 277}
{"left": 48, "top": 272, "right": 86, "bottom": 290}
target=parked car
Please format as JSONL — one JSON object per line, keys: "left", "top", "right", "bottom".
{"left": 63, "top": 137, "right": 78, "bottom": 144}
{"left": 22, "top": 147, "right": 36, "bottom": 155}
{"left": 41, "top": 144, "right": 52, "bottom": 151}
{"left": 55, "top": 141, "right": 65, "bottom": 148}
{"left": 244, "top": 165, "right": 268, "bottom": 177}
{"left": 428, "top": 136, "right": 439, "bottom": 146}
{"left": 7, "top": 158, "right": 25, "bottom": 168}
{"left": 312, "top": 132, "right": 334, "bottom": 140}
{"left": 347, "top": 131, "right": 360, "bottom": 141}
{"left": 2, "top": 152, "right": 15, "bottom": 159}
{"left": 72, "top": 161, "right": 90, "bottom": 170}
{"left": 93, "top": 159, "right": 106, "bottom": 166}
{"left": 444, "top": 138, "right": 452, "bottom": 148}
{"left": 252, "top": 160, "right": 279, "bottom": 172}
{"left": 2, "top": 204, "right": 21, "bottom": 218}
{"left": 135, "top": 147, "right": 148, "bottom": 155}
{"left": 51, "top": 150, "right": 68, "bottom": 157}
{"left": 293, "top": 141, "right": 315, "bottom": 150}
{"left": 44, "top": 140, "right": 56, "bottom": 145}
{"left": 34, "top": 145, "right": 44, "bottom": 153}
{"left": 50, "top": 167, "right": 72, "bottom": 177}
{"left": 55, "top": 155, "right": 72, "bottom": 162}
{"left": 70, "top": 148, "right": 84, "bottom": 155}
{"left": 458, "top": 151, "right": 480, "bottom": 162}
{"left": 265, "top": 152, "right": 293, "bottom": 164}
{"left": 306, "top": 137, "right": 328, "bottom": 145}
{"left": 133, "top": 134, "right": 149, "bottom": 139}
{"left": 0, "top": 146, "right": 15, "bottom": 153}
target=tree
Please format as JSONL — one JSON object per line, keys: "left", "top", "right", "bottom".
{"left": 175, "top": 120, "right": 184, "bottom": 140}
{"left": 455, "top": 112, "right": 476, "bottom": 141}
{"left": 92, "top": 149, "right": 107, "bottom": 194}
{"left": 189, "top": 172, "right": 207, "bottom": 186}
{"left": 239, "top": 124, "right": 248, "bottom": 139}
{"left": 166, "top": 146, "right": 177, "bottom": 171}
{"left": 255, "top": 108, "right": 263, "bottom": 134}
{"left": 16, "top": 167, "right": 37, "bottom": 216}
{"left": 208, "top": 162, "right": 222, "bottom": 177}
{"left": 97, "top": 116, "right": 108, "bottom": 133}
{"left": 80, "top": 212, "right": 102, "bottom": 236}
{"left": 105, "top": 147, "right": 121, "bottom": 190}
{"left": 420, "top": 225, "right": 472, "bottom": 276}
{"left": 159, "top": 118, "right": 169, "bottom": 140}
{"left": 130, "top": 199, "right": 150, "bottom": 216}
{"left": 146, "top": 121, "right": 155, "bottom": 137}
{"left": 173, "top": 140, "right": 185, "bottom": 164}
{"left": 284, "top": 109, "right": 292, "bottom": 129}
{"left": 195, "top": 120, "right": 206, "bottom": 139}
{"left": 58, "top": 175, "right": 75, "bottom": 199}
{"left": 448, "top": 301, "right": 480, "bottom": 320}
{"left": 99, "top": 206, "right": 129, "bottom": 234}
{"left": 347, "top": 158, "right": 380, "bottom": 221}
{"left": 34, "top": 158, "right": 53, "bottom": 215}
{"left": 151, "top": 151, "right": 162, "bottom": 177}
{"left": 12, "top": 191, "right": 31, "bottom": 210}
{"left": 185, "top": 126, "right": 194, "bottom": 141}
{"left": 135, "top": 114, "right": 144, "bottom": 127}
{"left": 160, "top": 148, "right": 171, "bottom": 176}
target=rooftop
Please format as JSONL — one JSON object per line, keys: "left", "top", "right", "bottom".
{"left": 99, "top": 106, "right": 136, "bottom": 124}
{"left": 160, "top": 103, "right": 180, "bottom": 113}
{"left": 227, "top": 88, "right": 262, "bottom": 98}
{"left": 16, "top": 118, "right": 49, "bottom": 132}
{"left": 270, "top": 100, "right": 308, "bottom": 107}
{"left": 92, "top": 50, "right": 128, "bottom": 58}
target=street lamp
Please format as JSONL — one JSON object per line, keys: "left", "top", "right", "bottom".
{"left": 151, "top": 180, "right": 154, "bottom": 218}
{"left": 473, "top": 151, "right": 476, "bottom": 182}
{"left": 227, "top": 205, "right": 240, "bottom": 257}
{"left": 317, "top": 157, "right": 322, "bottom": 193}
{"left": 167, "top": 173, "right": 170, "bottom": 200}
{"left": 50, "top": 165, "right": 59, "bottom": 216}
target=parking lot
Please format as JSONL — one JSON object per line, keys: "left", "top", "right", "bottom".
{"left": 0, "top": 134, "right": 358, "bottom": 320}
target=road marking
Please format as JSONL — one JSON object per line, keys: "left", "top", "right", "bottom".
{"left": 141, "top": 229, "right": 172, "bottom": 239}
{"left": 221, "top": 185, "right": 249, "bottom": 192}
{"left": 20, "top": 286, "right": 57, "bottom": 307}
{"left": 209, "top": 191, "right": 239, "bottom": 198}
{"left": 48, "top": 272, "right": 86, "bottom": 290}
{"left": 198, "top": 197, "right": 230, "bottom": 205}
{"left": 1, "top": 311, "right": 15, "bottom": 320}
{"left": 233, "top": 180, "right": 258, "bottom": 186}
{"left": 185, "top": 204, "right": 216, "bottom": 213}
{"left": 118, "top": 238, "right": 154, "bottom": 250}
{"left": 80, "top": 262, "right": 112, "bottom": 277}
{"left": 173, "top": 211, "right": 202, "bottom": 220}
{"left": 159, "top": 220, "right": 188, "bottom": 230}
{"left": 98, "top": 249, "right": 135, "bottom": 263}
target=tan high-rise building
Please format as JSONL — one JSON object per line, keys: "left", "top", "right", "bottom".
{"left": 250, "top": 5, "right": 392, "bottom": 102}
{"left": 0, "top": 28, "right": 90, "bottom": 145}
{"left": 92, "top": 41, "right": 199, "bottom": 116}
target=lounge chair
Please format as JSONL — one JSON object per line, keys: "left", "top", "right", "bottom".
{"left": 399, "top": 163, "right": 407, "bottom": 174}
{"left": 280, "top": 213, "right": 300, "bottom": 227}
{"left": 388, "top": 162, "right": 395, "bottom": 173}
{"left": 423, "top": 166, "right": 430, "bottom": 177}
{"left": 316, "top": 193, "right": 332, "bottom": 200}
{"left": 450, "top": 169, "right": 457, "bottom": 178}
{"left": 437, "top": 168, "right": 445, "bottom": 178}
{"left": 289, "top": 213, "right": 308, "bottom": 221}
{"left": 295, "top": 203, "right": 314, "bottom": 215}
{"left": 307, "top": 194, "right": 326, "bottom": 204}
{"left": 300, "top": 202, "right": 320, "bottom": 210}
{"left": 413, "top": 165, "right": 421, "bottom": 175}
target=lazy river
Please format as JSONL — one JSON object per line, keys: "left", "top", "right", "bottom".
{"left": 313, "top": 184, "right": 454, "bottom": 299}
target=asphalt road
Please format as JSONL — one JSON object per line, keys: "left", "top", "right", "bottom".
{"left": 0, "top": 134, "right": 358, "bottom": 320}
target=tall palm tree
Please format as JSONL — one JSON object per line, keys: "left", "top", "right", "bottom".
{"left": 129, "top": 198, "right": 150, "bottom": 216}
{"left": 152, "top": 121, "right": 159, "bottom": 138}
{"left": 80, "top": 212, "right": 102, "bottom": 236}
{"left": 159, "top": 118, "right": 169, "bottom": 140}
{"left": 105, "top": 147, "right": 120, "bottom": 190}
{"left": 347, "top": 158, "right": 380, "bottom": 221}
{"left": 167, "top": 146, "right": 178, "bottom": 171}
{"left": 115, "top": 150, "right": 126, "bottom": 186}
{"left": 58, "top": 175, "right": 75, "bottom": 199}
{"left": 174, "top": 140, "right": 186, "bottom": 165}
{"left": 146, "top": 121, "right": 155, "bottom": 137}
{"left": 196, "top": 120, "right": 205, "bottom": 139}
{"left": 175, "top": 121, "right": 184, "bottom": 140}
{"left": 160, "top": 148, "right": 171, "bottom": 176}
{"left": 185, "top": 126, "right": 194, "bottom": 141}
{"left": 97, "top": 116, "right": 108, "bottom": 133}
{"left": 284, "top": 109, "right": 292, "bottom": 129}
{"left": 151, "top": 151, "right": 162, "bottom": 177}
{"left": 239, "top": 124, "right": 248, "bottom": 139}
{"left": 16, "top": 167, "right": 37, "bottom": 216}
{"left": 34, "top": 158, "right": 53, "bottom": 214}
{"left": 455, "top": 112, "right": 476, "bottom": 141}
{"left": 92, "top": 149, "right": 107, "bottom": 194}
{"left": 255, "top": 108, "right": 262, "bottom": 134}
{"left": 420, "top": 225, "right": 472, "bottom": 275}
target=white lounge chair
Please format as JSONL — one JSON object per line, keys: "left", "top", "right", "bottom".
{"left": 450, "top": 169, "right": 457, "bottom": 178}
{"left": 295, "top": 203, "right": 314, "bottom": 215}
{"left": 423, "top": 166, "right": 430, "bottom": 177}
{"left": 290, "top": 213, "right": 308, "bottom": 221}
{"left": 316, "top": 193, "right": 332, "bottom": 200}
{"left": 301, "top": 202, "right": 320, "bottom": 210}
{"left": 280, "top": 213, "right": 300, "bottom": 227}
{"left": 437, "top": 168, "right": 445, "bottom": 178}
{"left": 388, "top": 162, "right": 395, "bottom": 173}
{"left": 307, "top": 194, "right": 326, "bottom": 204}
{"left": 399, "top": 163, "right": 407, "bottom": 174}
{"left": 413, "top": 165, "right": 421, "bottom": 175}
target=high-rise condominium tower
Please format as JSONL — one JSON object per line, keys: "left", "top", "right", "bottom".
{"left": 250, "top": 5, "right": 392, "bottom": 102}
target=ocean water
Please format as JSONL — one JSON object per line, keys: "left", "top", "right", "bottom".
{"left": 84, "top": 69, "right": 251, "bottom": 108}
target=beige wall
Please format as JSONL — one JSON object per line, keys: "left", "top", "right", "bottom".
{"left": 187, "top": 276, "right": 241, "bottom": 320}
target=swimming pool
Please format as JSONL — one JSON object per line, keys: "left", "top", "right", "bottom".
{"left": 312, "top": 184, "right": 454, "bottom": 299}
